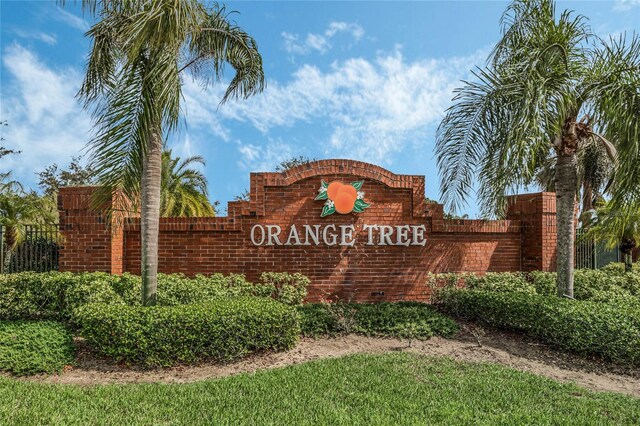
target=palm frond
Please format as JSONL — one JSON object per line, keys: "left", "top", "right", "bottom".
{"left": 185, "top": 5, "right": 265, "bottom": 104}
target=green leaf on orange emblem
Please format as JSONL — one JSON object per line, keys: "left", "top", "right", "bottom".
{"left": 351, "top": 180, "right": 364, "bottom": 190}
{"left": 352, "top": 198, "right": 371, "bottom": 213}
{"left": 315, "top": 179, "right": 329, "bottom": 200}
{"left": 321, "top": 204, "right": 336, "bottom": 217}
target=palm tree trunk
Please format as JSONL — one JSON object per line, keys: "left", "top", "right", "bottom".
{"left": 624, "top": 252, "right": 633, "bottom": 272}
{"left": 621, "top": 238, "right": 636, "bottom": 272}
{"left": 3, "top": 248, "right": 14, "bottom": 273}
{"left": 3, "top": 226, "right": 17, "bottom": 273}
{"left": 141, "top": 126, "right": 163, "bottom": 306}
{"left": 556, "top": 151, "right": 578, "bottom": 298}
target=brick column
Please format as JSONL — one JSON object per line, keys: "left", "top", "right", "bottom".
{"left": 506, "top": 192, "right": 557, "bottom": 271}
{"left": 58, "top": 186, "right": 124, "bottom": 274}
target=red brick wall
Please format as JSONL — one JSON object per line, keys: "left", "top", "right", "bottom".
{"left": 58, "top": 160, "right": 556, "bottom": 302}
{"left": 506, "top": 192, "right": 557, "bottom": 272}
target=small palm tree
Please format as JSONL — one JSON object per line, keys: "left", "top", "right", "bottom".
{"left": 160, "top": 150, "right": 215, "bottom": 217}
{"left": 69, "top": 1, "right": 264, "bottom": 306}
{"left": 584, "top": 201, "right": 640, "bottom": 272}
{"left": 436, "top": 0, "right": 639, "bottom": 298}
{"left": 0, "top": 191, "right": 55, "bottom": 271}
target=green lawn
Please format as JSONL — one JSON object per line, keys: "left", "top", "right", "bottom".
{"left": 1, "top": 353, "right": 638, "bottom": 425}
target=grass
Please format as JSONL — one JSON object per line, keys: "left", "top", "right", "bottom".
{"left": 1, "top": 353, "right": 638, "bottom": 425}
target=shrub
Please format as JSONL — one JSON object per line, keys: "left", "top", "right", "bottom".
{"left": 437, "top": 289, "right": 640, "bottom": 365}
{"left": 298, "top": 303, "right": 341, "bottom": 336}
{"left": 465, "top": 272, "right": 536, "bottom": 294}
{"left": 299, "top": 302, "right": 459, "bottom": 339}
{"left": 431, "top": 267, "right": 640, "bottom": 303}
{"left": 0, "top": 321, "right": 75, "bottom": 375}
{"left": 65, "top": 279, "right": 125, "bottom": 314}
{"left": 0, "top": 271, "right": 312, "bottom": 321}
{"left": 258, "top": 272, "right": 310, "bottom": 306}
{"left": 0, "top": 271, "right": 123, "bottom": 321}
{"left": 75, "top": 297, "right": 300, "bottom": 367}
{"left": 353, "top": 302, "right": 459, "bottom": 339}
{"left": 527, "top": 271, "right": 556, "bottom": 296}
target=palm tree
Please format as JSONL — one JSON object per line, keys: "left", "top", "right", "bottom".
{"left": 436, "top": 0, "right": 639, "bottom": 298}
{"left": 0, "top": 191, "right": 55, "bottom": 271}
{"left": 534, "top": 138, "right": 613, "bottom": 212}
{"left": 584, "top": 201, "right": 640, "bottom": 272}
{"left": 160, "top": 150, "right": 215, "bottom": 217}
{"left": 72, "top": 1, "right": 264, "bottom": 306}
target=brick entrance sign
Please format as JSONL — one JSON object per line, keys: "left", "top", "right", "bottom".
{"left": 58, "top": 160, "right": 557, "bottom": 302}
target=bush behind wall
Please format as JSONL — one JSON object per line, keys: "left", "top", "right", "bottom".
{"left": 0, "top": 271, "right": 310, "bottom": 322}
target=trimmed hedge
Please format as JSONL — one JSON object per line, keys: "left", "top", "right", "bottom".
{"left": 0, "top": 271, "right": 310, "bottom": 322}
{"left": 75, "top": 297, "right": 300, "bottom": 367}
{"left": 437, "top": 289, "right": 640, "bottom": 365}
{"left": 433, "top": 265, "right": 640, "bottom": 305}
{"left": 0, "top": 321, "right": 75, "bottom": 375}
{"left": 299, "top": 302, "right": 459, "bottom": 339}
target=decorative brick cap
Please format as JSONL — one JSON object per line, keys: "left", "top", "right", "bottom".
{"left": 249, "top": 159, "right": 426, "bottom": 218}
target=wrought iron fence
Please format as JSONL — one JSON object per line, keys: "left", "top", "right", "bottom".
{"left": 575, "top": 228, "right": 620, "bottom": 269}
{"left": 0, "top": 224, "right": 60, "bottom": 274}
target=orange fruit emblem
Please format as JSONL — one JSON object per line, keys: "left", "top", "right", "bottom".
{"left": 334, "top": 192, "right": 356, "bottom": 214}
{"left": 337, "top": 184, "right": 357, "bottom": 199}
{"left": 326, "top": 181, "right": 343, "bottom": 200}
{"left": 315, "top": 179, "right": 370, "bottom": 217}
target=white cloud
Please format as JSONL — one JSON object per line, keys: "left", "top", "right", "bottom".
{"left": 613, "top": 0, "right": 640, "bottom": 11}
{"left": 182, "top": 45, "right": 488, "bottom": 165}
{"left": 282, "top": 21, "right": 365, "bottom": 55}
{"left": 54, "top": 8, "right": 90, "bottom": 31}
{"left": 11, "top": 29, "right": 57, "bottom": 45}
{"left": 0, "top": 41, "right": 487, "bottom": 190}
{"left": 0, "top": 44, "right": 91, "bottom": 189}
{"left": 236, "top": 139, "right": 293, "bottom": 171}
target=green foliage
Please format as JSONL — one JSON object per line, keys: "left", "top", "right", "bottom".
{"left": 159, "top": 150, "right": 215, "bottom": 217}
{"left": 298, "top": 302, "right": 459, "bottom": 339}
{"left": 274, "top": 156, "right": 316, "bottom": 173}
{"left": 36, "top": 156, "right": 95, "bottom": 197}
{"left": 0, "top": 272, "right": 132, "bottom": 321}
{"left": 437, "top": 289, "right": 640, "bottom": 365}
{"left": 432, "top": 266, "right": 640, "bottom": 304}
{"left": 0, "top": 321, "right": 74, "bottom": 375}
{"left": 353, "top": 302, "right": 459, "bottom": 339}
{"left": 466, "top": 272, "right": 536, "bottom": 294}
{"left": 258, "top": 272, "right": 310, "bottom": 306}
{"left": 435, "top": 0, "right": 640, "bottom": 216}
{"left": 528, "top": 271, "right": 557, "bottom": 295}
{"left": 0, "top": 271, "right": 310, "bottom": 322}
{"left": 75, "top": 298, "right": 300, "bottom": 367}
{"left": 298, "top": 303, "right": 340, "bottom": 336}
{"left": 76, "top": 1, "right": 265, "bottom": 217}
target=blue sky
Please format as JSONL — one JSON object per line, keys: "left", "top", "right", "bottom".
{"left": 1, "top": 1, "right": 639, "bottom": 216}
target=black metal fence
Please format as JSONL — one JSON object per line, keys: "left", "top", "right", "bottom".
{"left": 575, "top": 228, "right": 620, "bottom": 269}
{"left": 0, "top": 224, "right": 60, "bottom": 274}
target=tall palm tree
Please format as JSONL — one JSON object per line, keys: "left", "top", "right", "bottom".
{"left": 160, "top": 150, "right": 215, "bottom": 217}
{"left": 436, "top": 0, "right": 639, "bottom": 298}
{"left": 534, "top": 137, "right": 613, "bottom": 213}
{"left": 72, "top": 1, "right": 264, "bottom": 305}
